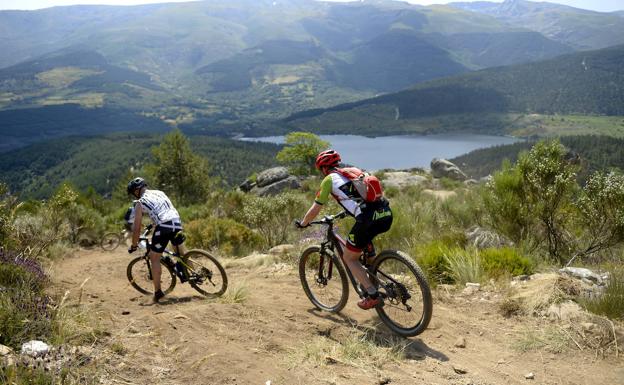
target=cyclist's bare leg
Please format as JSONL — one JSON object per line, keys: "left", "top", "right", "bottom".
{"left": 343, "top": 248, "right": 374, "bottom": 290}
{"left": 149, "top": 250, "right": 163, "bottom": 292}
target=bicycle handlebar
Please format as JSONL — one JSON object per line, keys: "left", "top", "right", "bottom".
{"left": 309, "top": 211, "right": 348, "bottom": 225}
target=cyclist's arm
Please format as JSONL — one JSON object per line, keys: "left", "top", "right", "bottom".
{"left": 300, "top": 175, "right": 332, "bottom": 226}
{"left": 131, "top": 201, "right": 143, "bottom": 248}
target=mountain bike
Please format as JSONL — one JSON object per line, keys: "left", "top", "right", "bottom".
{"left": 298, "top": 212, "right": 432, "bottom": 337}
{"left": 126, "top": 224, "right": 227, "bottom": 297}
{"left": 100, "top": 228, "right": 131, "bottom": 251}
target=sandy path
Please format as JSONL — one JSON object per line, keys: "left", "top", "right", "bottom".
{"left": 51, "top": 249, "right": 624, "bottom": 385}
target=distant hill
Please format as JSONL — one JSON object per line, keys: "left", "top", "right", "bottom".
{"left": 284, "top": 44, "right": 624, "bottom": 136}
{"left": 0, "top": 133, "right": 280, "bottom": 199}
{"left": 0, "top": 103, "right": 172, "bottom": 152}
{"left": 0, "top": 0, "right": 582, "bottom": 136}
{"left": 450, "top": 0, "right": 624, "bottom": 50}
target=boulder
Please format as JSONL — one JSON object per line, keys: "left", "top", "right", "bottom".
{"left": 465, "top": 226, "right": 513, "bottom": 249}
{"left": 430, "top": 158, "right": 467, "bottom": 181}
{"left": 21, "top": 340, "right": 50, "bottom": 358}
{"left": 382, "top": 172, "right": 428, "bottom": 189}
{"left": 546, "top": 300, "right": 584, "bottom": 321}
{"left": 256, "top": 167, "right": 290, "bottom": 188}
{"left": 252, "top": 176, "right": 301, "bottom": 196}
{"left": 239, "top": 179, "right": 256, "bottom": 192}
{"left": 0, "top": 344, "right": 12, "bottom": 356}
{"left": 559, "top": 267, "right": 605, "bottom": 285}
{"left": 268, "top": 244, "right": 295, "bottom": 256}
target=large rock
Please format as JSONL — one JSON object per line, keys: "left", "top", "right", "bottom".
{"left": 382, "top": 172, "right": 428, "bottom": 189}
{"left": 465, "top": 226, "right": 513, "bottom": 249}
{"left": 559, "top": 267, "right": 606, "bottom": 285}
{"left": 546, "top": 300, "right": 584, "bottom": 321}
{"left": 252, "top": 176, "right": 301, "bottom": 196}
{"left": 239, "top": 179, "right": 256, "bottom": 192}
{"left": 0, "top": 344, "right": 12, "bottom": 356}
{"left": 21, "top": 340, "right": 50, "bottom": 358}
{"left": 256, "top": 167, "right": 290, "bottom": 187}
{"left": 430, "top": 158, "right": 467, "bottom": 181}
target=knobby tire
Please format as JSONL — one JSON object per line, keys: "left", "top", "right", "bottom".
{"left": 185, "top": 249, "right": 228, "bottom": 297}
{"left": 126, "top": 256, "right": 176, "bottom": 295}
{"left": 371, "top": 250, "right": 432, "bottom": 337}
{"left": 299, "top": 246, "right": 349, "bottom": 312}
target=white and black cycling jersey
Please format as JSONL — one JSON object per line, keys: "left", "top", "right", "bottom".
{"left": 138, "top": 190, "right": 181, "bottom": 227}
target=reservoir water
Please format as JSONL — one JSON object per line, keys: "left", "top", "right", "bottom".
{"left": 242, "top": 134, "right": 521, "bottom": 170}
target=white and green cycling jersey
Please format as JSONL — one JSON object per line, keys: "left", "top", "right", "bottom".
{"left": 315, "top": 172, "right": 362, "bottom": 217}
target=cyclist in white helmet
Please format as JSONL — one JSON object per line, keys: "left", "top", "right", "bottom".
{"left": 127, "top": 177, "right": 185, "bottom": 303}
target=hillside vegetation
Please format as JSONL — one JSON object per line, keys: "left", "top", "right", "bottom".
{"left": 285, "top": 44, "right": 624, "bottom": 136}
{"left": 451, "top": 135, "right": 624, "bottom": 180}
{"left": 0, "top": 133, "right": 280, "bottom": 199}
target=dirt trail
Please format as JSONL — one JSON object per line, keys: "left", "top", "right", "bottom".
{"left": 51, "top": 249, "right": 624, "bottom": 385}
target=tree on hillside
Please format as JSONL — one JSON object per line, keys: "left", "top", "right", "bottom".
{"left": 146, "top": 129, "right": 212, "bottom": 205}
{"left": 574, "top": 171, "right": 624, "bottom": 263}
{"left": 276, "top": 132, "right": 329, "bottom": 176}
{"left": 486, "top": 140, "right": 579, "bottom": 263}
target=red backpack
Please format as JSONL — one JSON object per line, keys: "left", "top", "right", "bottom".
{"left": 333, "top": 167, "right": 384, "bottom": 203}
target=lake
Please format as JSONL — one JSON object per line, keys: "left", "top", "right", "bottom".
{"left": 241, "top": 134, "right": 521, "bottom": 170}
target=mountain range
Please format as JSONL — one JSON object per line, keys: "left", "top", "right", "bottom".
{"left": 0, "top": 0, "right": 623, "bottom": 149}
{"left": 283, "top": 43, "right": 624, "bottom": 136}
{"left": 450, "top": 0, "right": 624, "bottom": 50}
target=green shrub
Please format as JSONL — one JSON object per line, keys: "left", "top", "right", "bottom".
{"left": 0, "top": 263, "right": 43, "bottom": 292}
{"left": 480, "top": 247, "right": 534, "bottom": 277}
{"left": 185, "top": 217, "right": 262, "bottom": 257}
{"left": 414, "top": 240, "right": 454, "bottom": 284}
{"left": 581, "top": 268, "right": 624, "bottom": 320}
{"left": 0, "top": 366, "right": 58, "bottom": 385}
{"left": 236, "top": 192, "right": 307, "bottom": 248}
{"left": 443, "top": 247, "right": 484, "bottom": 285}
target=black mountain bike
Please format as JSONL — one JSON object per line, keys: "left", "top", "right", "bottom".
{"left": 298, "top": 212, "right": 432, "bottom": 337}
{"left": 127, "top": 225, "right": 227, "bottom": 297}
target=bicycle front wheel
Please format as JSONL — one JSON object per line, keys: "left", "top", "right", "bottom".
{"left": 185, "top": 249, "right": 228, "bottom": 297}
{"left": 371, "top": 250, "right": 432, "bottom": 337}
{"left": 299, "top": 246, "right": 349, "bottom": 312}
{"left": 127, "top": 256, "right": 176, "bottom": 295}
{"left": 100, "top": 232, "right": 121, "bottom": 251}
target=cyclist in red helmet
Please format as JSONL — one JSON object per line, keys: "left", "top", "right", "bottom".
{"left": 296, "top": 150, "right": 393, "bottom": 310}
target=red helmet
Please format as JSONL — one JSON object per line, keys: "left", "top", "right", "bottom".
{"left": 315, "top": 150, "right": 341, "bottom": 169}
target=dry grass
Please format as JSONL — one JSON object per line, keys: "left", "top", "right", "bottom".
{"left": 508, "top": 273, "right": 580, "bottom": 315}
{"left": 287, "top": 327, "right": 411, "bottom": 372}
{"left": 219, "top": 282, "right": 250, "bottom": 304}
{"left": 512, "top": 326, "right": 570, "bottom": 353}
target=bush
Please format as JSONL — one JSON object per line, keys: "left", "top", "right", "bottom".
{"left": 0, "top": 250, "right": 51, "bottom": 349}
{"left": 185, "top": 217, "right": 262, "bottom": 257}
{"left": 480, "top": 247, "right": 534, "bottom": 277}
{"left": 581, "top": 268, "right": 624, "bottom": 320}
{"left": 443, "top": 247, "right": 484, "bottom": 285}
{"left": 415, "top": 240, "right": 454, "bottom": 284}
{"left": 236, "top": 192, "right": 307, "bottom": 248}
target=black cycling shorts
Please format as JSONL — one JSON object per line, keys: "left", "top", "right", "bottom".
{"left": 347, "top": 200, "right": 393, "bottom": 252}
{"left": 151, "top": 223, "right": 184, "bottom": 253}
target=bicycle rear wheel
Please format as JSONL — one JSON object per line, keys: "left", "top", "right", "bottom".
{"left": 299, "top": 246, "right": 349, "bottom": 312}
{"left": 371, "top": 250, "right": 432, "bottom": 337}
{"left": 100, "top": 232, "right": 121, "bottom": 251}
{"left": 127, "top": 256, "right": 176, "bottom": 295}
{"left": 185, "top": 249, "right": 227, "bottom": 297}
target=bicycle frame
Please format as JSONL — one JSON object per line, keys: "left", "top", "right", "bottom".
{"left": 313, "top": 212, "right": 413, "bottom": 304}
{"left": 313, "top": 212, "right": 368, "bottom": 296}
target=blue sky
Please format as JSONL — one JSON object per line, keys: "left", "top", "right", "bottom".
{"left": 0, "top": 0, "right": 621, "bottom": 12}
